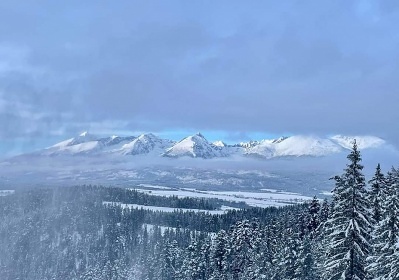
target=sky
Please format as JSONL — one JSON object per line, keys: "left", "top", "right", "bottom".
{"left": 0, "top": 0, "right": 398, "bottom": 157}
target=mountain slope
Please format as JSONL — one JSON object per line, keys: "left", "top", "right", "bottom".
{"left": 163, "top": 133, "right": 225, "bottom": 158}
{"left": 119, "top": 134, "right": 174, "bottom": 155}
{"left": 330, "top": 135, "right": 385, "bottom": 150}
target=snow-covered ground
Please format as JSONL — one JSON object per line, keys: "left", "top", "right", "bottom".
{"left": 0, "top": 190, "right": 15, "bottom": 196}
{"left": 133, "top": 186, "right": 312, "bottom": 207}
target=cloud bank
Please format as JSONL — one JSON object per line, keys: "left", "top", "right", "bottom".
{"left": 0, "top": 0, "right": 398, "bottom": 155}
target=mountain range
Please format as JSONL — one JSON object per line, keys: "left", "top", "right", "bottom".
{"left": 28, "top": 131, "right": 385, "bottom": 160}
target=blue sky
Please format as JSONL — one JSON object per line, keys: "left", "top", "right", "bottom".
{"left": 0, "top": 0, "right": 398, "bottom": 157}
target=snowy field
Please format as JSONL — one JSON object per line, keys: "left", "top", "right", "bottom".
{"left": 133, "top": 185, "right": 312, "bottom": 208}
{"left": 0, "top": 190, "right": 15, "bottom": 196}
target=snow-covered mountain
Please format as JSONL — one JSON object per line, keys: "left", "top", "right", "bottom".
{"left": 163, "top": 133, "right": 226, "bottom": 158}
{"left": 42, "top": 132, "right": 103, "bottom": 155}
{"left": 244, "top": 136, "right": 343, "bottom": 158}
{"left": 119, "top": 134, "right": 174, "bottom": 156}
{"left": 24, "top": 132, "right": 386, "bottom": 159}
{"left": 330, "top": 135, "right": 385, "bottom": 150}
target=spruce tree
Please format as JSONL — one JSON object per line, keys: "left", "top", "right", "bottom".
{"left": 323, "top": 140, "right": 371, "bottom": 280}
{"left": 369, "top": 167, "right": 399, "bottom": 280}
{"left": 295, "top": 236, "right": 320, "bottom": 280}
{"left": 210, "top": 230, "right": 230, "bottom": 280}
{"left": 368, "top": 164, "right": 385, "bottom": 224}
{"left": 307, "top": 196, "right": 321, "bottom": 238}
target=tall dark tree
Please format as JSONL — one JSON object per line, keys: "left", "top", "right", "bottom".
{"left": 210, "top": 230, "right": 230, "bottom": 280}
{"left": 369, "top": 167, "right": 399, "bottom": 279}
{"left": 295, "top": 236, "right": 320, "bottom": 280}
{"left": 323, "top": 140, "right": 371, "bottom": 280}
{"left": 368, "top": 164, "right": 385, "bottom": 224}
{"left": 307, "top": 196, "right": 321, "bottom": 237}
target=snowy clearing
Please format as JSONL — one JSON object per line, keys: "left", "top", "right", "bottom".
{"left": 0, "top": 190, "right": 15, "bottom": 196}
{"left": 134, "top": 187, "right": 312, "bottom": 208}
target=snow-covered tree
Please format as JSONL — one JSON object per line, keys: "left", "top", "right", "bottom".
{"left": 229, "top": 220, "right": 262, "bottom": 280}
{"left": 295, "top": 236, "right": 320, "bottom": 280}
{"left": 210, "top": 230, "right": 230, "bottom": 280}
{"left": 369, "top": 167, "right": 399, "bottom": 280}
{"left": 307, "top": 196, "right": 321, "bottom": 238}
{"left": 323, "top": 140, "right": 371, "bottom": 280}
{"left": 368, "top": 164, "right": 386, "bottom": 224}
{"left": 182, "top": 239, "right": 202, "bottom": 280}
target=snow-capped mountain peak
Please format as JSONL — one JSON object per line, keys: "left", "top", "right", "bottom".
{"left": 30, "top": 132, "right": 389, "bottom": 159}
{"left": 47, "top": 132, "right": 98, "bottom": 151}
{"left": 272, "top": 136, "right": 288, "bottom": 144}
{"left": 213, "top": 141, "right": 227, "bottom": 147}
{"left": 120, "top": 133, "right": 172, "bottom": 156}
{"left": 163, "top": 133, "right": 225, "bottom": 158}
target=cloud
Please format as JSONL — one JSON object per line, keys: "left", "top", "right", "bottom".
{"left": 0, "top": 0, "right": 398, "bottom": 154}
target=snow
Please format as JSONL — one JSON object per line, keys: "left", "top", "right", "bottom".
{"left": 163, "top": 133, "right": 224, "bottom": 158}
{"left": 206, "top": 190, "right": 311, "bottom": 201}
{"left": 273, "top": 135, "right": 342, "bottom": 157}
{"left": 260, "top": 188, "right": 301, "bottom": 195}
{"left": 136, "top": 184, "right": 173, "bottom": 190}
{"left": 49, "top": 138, "right": 75, "bottom": 149}
{"left": 64, "top": 141, "right": 101, "bottom": 154}
{"left": 213, "top": 141, "right": 226, "bottom": 147}
{"left": 330, "top": 135, "right": 385, "bottom": 150}
{"left": 46, "top": 132, "right": 99, "bottom": 153}
{"left": 119, "top": 134, "right": 173, "bottom": 155}
{"left": 134, "top": 188, "right": 312, "bottom": 208}
{"left": 0, "top": 190, "right": 15, "bottom": 196}
{"left": 246, "top": 135, "right": 342, "bottom": 158}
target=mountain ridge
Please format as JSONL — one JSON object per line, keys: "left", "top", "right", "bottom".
{"left": 18, "top": 132, "right": 387, "bottom": 160}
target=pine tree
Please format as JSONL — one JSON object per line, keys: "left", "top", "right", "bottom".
{"left": 307, "top": 196, "right": 321, "bottom": 238}
{"left": 320, "top": 199, "right": 331, "bottom": 225}
{"left": 368, "top": 164, "right": 385, "bottom": 224}
{"left": 210, "top": 230, "right": 230, "bottom": 280}
{"left": 323, "top": 140, "right": 371, "bottom": 280}
{"left": 229, "top": 220, "right": 262, "bottom": 280}
{"left": 182, "top": 239, "right": 202, "bottom": 280}
{"left": 369, "top": 167, "right": 399, "bottom": 280}
{"left": 282, "top": 229, "right": 301, "bottom": 279}
{"left": 295, "top": 236, "right": 320, "bottom": 280}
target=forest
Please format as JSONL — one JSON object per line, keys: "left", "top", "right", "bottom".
{"left": 0, "top": 141, "right": 398, "bottom": 280}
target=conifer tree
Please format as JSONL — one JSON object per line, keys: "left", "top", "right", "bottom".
{"left": 182, "top": 239, "right": 202, "bottom": 280}
{"left": 323, "top": 140, "right": 371, "bottom": 280}
{"left": 368, "top": 164, "right": 385, "bottom": 224}
{"left": 320, "top": 199, "right": 330, "bottom": 224}
{"left": 369, "top": 167, "right": 399, "bottom": 279}
{"left": 307, "top": 196, "right": 321, "bottom": 238}
{"left": 210, "top": 230, "right": 230, "bottom": 280}
{"left": 282, "top": 228, "right": 301, "bottom": 279}
{"left": 295, "top": 236, "right": 320, "bottom": 280}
